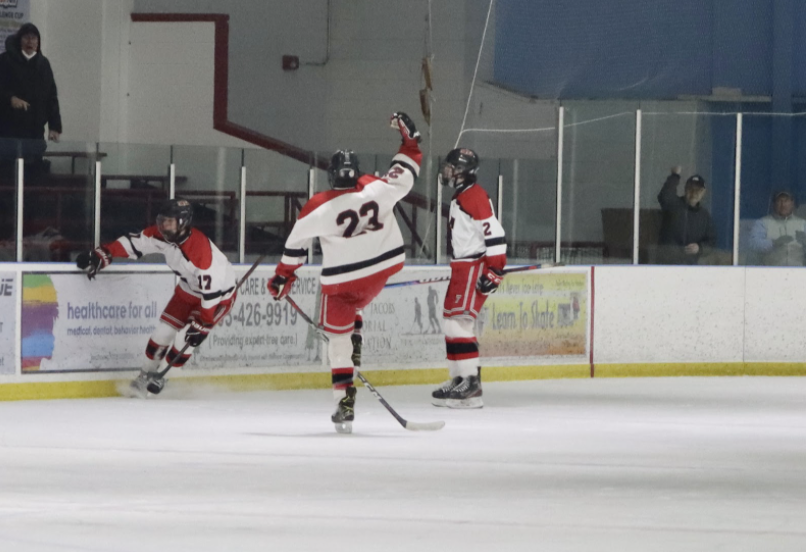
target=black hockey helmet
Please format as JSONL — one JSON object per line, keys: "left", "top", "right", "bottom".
{"left": 439, "top": 148, "right": 479, "bottom": 188}
{"left": 328, "top": 150, "right": 360, "bottom": 189}
{"left": 156, "top": 198, "right": 193, "bottom": 243}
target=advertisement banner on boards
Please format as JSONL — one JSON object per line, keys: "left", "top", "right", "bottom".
{"left": 362, "top": 268, "right": 589, "bottom": 367}
{"left": 363, "top": 268, "right": 451, "bottom": 367}
{"left": 478, "top": 270, "right": 589, "bottom": 358}
{"left": 0, "top": 0, "right": 29, "bottom": 54}
{"left": 186, "top": 267, "right": 323, "bottom": 371}
{"left": 21, "top": 272, "right": 174, "bottom": 373}
{"left": 0, "top": 271, "right": 16, "bottom": 374}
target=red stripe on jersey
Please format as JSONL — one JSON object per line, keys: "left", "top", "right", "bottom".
{"left": 485, "top": 253, "right": 507, "bottom": 272}
{"left": 397, "top": 143, "right": 423, "bottom": 166}
{"left": 142, "top": 225, "right": 162, "bottom": 239}
{"left": 299, "top": 187, "right": 357, "bottom": 219}
{"left": 105, "top": 240, "right": 128, "bottom": 258}
{"left": 179, "top": 229, "right": 213, "bottom": 270}
{"left": 455, "top": 184, "right": 494, "bottom": 221}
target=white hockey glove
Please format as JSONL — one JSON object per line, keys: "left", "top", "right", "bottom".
{"left": 390, "top": 112, "right": 421, "bottom": 144}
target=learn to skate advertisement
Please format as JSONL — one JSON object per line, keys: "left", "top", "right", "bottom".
{"left": 0, "top": 271, "right": 16, "bottom": 374}
{"left": 478, "top": 270, "right": 588, "bottom": 358}
{"left": 0, "top": 0, "right": 28, "bottom": 54}
{"left": 186, "top": 266, "right": 322, "bottom": 371}
{"left": 20, "top": 272, "right": 174, "bottom": 373}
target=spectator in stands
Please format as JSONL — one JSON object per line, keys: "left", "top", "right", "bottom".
{"left": 0, "top": 22, "right": 62, "bottom": 175}
{"left": 748, "top": 190, "right": 806, "bottom": 266}
{"left": 657, "top": 166, "right": 716, "bottom": 265}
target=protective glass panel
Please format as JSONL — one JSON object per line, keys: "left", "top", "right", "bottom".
{"left": 641, "top": 106, "right": 736, "bottom": 265}
{"left": 22, "top": 139, "right": 96, "bottom": 262}
{"left": 562, "top": 101, "right": 636, "bottom": 265}
{"left": 172, "top": 145, "right": 242, "bottom": 262}
{"left": 738, "top": 111, "right": 806, "bottom": 266}
{"left": 243, "top": 148, "right": 310, "bottom": 264}
{"left": 98, "top": 143, "right": 171, "bottom": 262}
{"left": 0, "top": 138, "right": 18, "bottom": 261}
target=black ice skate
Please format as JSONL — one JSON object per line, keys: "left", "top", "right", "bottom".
{"left": 446, "top": 374, "right": 483, "bottom": 409}
{"left": 431, "top": 376, "right": 464, "bottom": 407}
{"left": 332, "top": 385, "right": 357, "bottom": 434}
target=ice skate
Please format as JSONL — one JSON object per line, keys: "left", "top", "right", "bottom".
{"left": 126, "top": 371, "right": 164, "bottom": 399}
{"left": 332, "top": 385, "right": 357, "bottom": 434}
{"left": 431, "top": 376, "right": 463, "bottom": 407}
{"left": 446, "top": 374, "right": 483, "bottom": 409}
{"left": 126, "top": 371, "right": 151, "bottom": 399}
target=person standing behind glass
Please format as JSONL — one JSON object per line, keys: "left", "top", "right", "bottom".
{"left": 657, "top": 166, "right": 716, "bottom": 265}
{"left": 0, "top": 23, "right": 62, "bottom": 171}
{"left": 748, "top": 191, "right": 806, "bottom": 266}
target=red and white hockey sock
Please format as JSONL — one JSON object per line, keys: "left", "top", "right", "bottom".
{"left": 332, "top": 367, "right": 355, "bottom": 400}
{"left": 445, "top": 336, "right": 479, "bottom": 378}
{"left": 166, "top": 346, "right": 192, "bottom": 368}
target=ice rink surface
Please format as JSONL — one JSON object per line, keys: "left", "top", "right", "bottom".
{"left": 1, "top": 377, "right": 805, "bottom": 552}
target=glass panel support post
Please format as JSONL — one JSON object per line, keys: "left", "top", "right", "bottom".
{"left": 15, "top": 158, "right": 23, "bottom": 262}
{"left": 554, "top": 106, "right": 565, "bottom": 264}
{"left": 308, "top": 167, "right": 315, "bottom": 265}
{"left": 632, "top": 109, "right": 642, "bottom": 265}
{"left": 94, "top": 161, "right": 102, "bottom": 247}
{"left": 239, "top": 163, "right": 246, "bottom": 264}
{"left": 732, "top": 113, "right": 743, "bottom": 266}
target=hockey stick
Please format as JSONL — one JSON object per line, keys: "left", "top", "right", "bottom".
{"left": 383, "top": 262, "right": 565, "bottom": 289}
{"left": 152, "top": 255, "right": 267, "bottom": 383}
{"left": 284, "top": 295, "right": 446, "bottom": 432}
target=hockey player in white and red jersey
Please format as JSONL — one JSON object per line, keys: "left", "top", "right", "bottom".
{"left": 268, "top": 112, "right": 422, "bottom": 433}
{"left": 432, "top": 147, "right": 506, "bottom": 409}
{"left": 76, "top": 199, "right": 238, "bottom": 397}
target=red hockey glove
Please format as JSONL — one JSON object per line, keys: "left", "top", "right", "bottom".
{"left": 390, "top": 112, "right": 421, "bottom": 144}
{"left": 268, "top": 273, "right": 297, "bottom": 301}
{"left": 185, "top": 319, "right": 211, "bottom": 348}
{"left": 76, "top": 246, "right": 111, "bottom": 280}
{"left": 476, "top": 266, "right": 504, "bottom": 295}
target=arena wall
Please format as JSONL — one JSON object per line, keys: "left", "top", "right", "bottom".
{"left": 1, "top": 263, "right": 804, "bottom": 401}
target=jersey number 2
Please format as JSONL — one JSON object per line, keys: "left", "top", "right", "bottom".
{"left": 337, "top": 201, "right": 384, "bottom": 238}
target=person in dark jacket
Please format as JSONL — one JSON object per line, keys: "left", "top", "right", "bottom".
{"left": 0, "top": 22, "right": 62, "bottom": 169}
{"left": 657, "top": 166, "right": 716, "bottom": 265}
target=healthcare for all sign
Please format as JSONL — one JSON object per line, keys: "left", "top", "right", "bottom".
{"left": 21, "top": 272, "right": 174, "bottom": 372}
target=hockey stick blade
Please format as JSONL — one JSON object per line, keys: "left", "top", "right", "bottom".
{"left": 354, "top": 370, "right": 445, "bottom": 432}
{"left": 404, "top": 420, "right": 446, "bottom": 431}
{"left": 285, "top": 296, "right": 446, "bottom": 432}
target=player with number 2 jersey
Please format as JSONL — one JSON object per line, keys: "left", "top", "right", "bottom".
{"left": 432, "top": 147, "right": 507, "bottom": 409}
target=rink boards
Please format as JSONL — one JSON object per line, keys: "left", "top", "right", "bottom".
{"left": 1, "top": 263, "right": 805, "bottom": 400}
